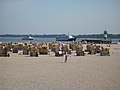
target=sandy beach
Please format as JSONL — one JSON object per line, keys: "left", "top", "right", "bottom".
{"left": 0, "top": 44, "right": 120, "bottom": 90}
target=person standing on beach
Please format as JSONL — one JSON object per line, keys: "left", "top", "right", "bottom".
{"left": 64, "top": 52, "right": 68, "bottom": 63}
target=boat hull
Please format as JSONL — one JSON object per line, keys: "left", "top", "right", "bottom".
{"left": 22, "top": 38, "right": 33, "bottom": 40}
{"left": 56, "top": 37, "right": 76, "bottom": 41}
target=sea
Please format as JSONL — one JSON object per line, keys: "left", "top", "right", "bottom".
{"left": 0, "top": 37, "right": 119, "bottom": 43}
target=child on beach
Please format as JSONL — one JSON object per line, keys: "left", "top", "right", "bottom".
{"left": 64, "top": 52, "right": 68, "bottom": 63}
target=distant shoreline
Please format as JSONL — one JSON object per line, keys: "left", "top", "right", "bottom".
{"left": 0, "top": 34, "right": 120, "bottom": 39}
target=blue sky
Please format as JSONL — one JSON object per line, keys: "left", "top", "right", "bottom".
{"left": 0, "top": 0, "right": 120, "bottom": 34}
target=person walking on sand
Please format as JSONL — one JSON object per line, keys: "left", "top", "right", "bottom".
{"left": 64, "top": 52, "right": 68, "bottom": 63}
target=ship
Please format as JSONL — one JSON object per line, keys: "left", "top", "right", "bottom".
{"left": 22, "top": 36, "right": 33, "bottom": 40}
{"left": 56, "top": 35, "right": 76, "bottom": 41}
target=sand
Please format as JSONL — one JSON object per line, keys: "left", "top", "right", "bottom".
{"left": 0, "top": 44, "right": 120, "bottom": 90}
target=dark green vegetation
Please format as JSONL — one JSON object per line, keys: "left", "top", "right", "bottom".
{"left": 0, "top": 34, "right": 120, "bottom": 38}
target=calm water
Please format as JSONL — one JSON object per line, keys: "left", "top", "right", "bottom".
{"left": 0, "top": 37, "right": 56, "bottom": 43}
{"left": 0, "top": 37, "right": 119, "bottom": 43}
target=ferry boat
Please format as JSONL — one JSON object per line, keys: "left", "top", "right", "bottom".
{"left": 56, "top": 35, "right": 76, "bottom": 41}
{"left": 22, "top": 36, "right": 33, "bottom": 40}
